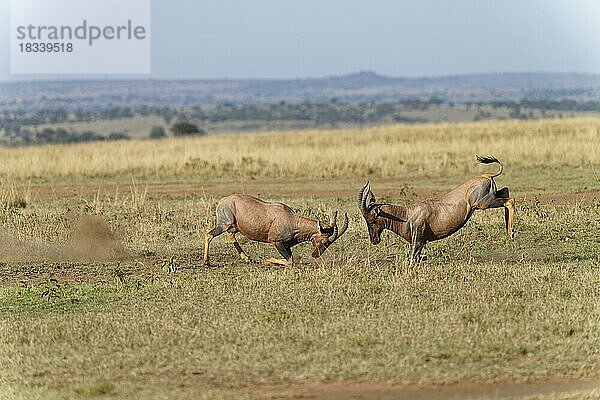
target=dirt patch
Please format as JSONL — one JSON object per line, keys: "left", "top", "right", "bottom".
{"left": 0, "top": 252, "right": 204, "bottom": 286}
{"left": 252, "top": 377, "right": 600, "bottom": 400}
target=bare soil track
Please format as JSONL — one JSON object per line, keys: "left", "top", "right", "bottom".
{"left": 32, "top": 179, "right": 600, "bottom": 205}
{"left": 252, "top": 378, "right": 600, "bottom": 399}
{"left": 0, "top": 256, "right": 199, "bottom": 286}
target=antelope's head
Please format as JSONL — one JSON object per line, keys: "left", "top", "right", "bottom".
{"left": 311, "top": 211, "right": 349, "bottom": 258}
{"left": 358, "top": 181, "right": 405, "bottom": 245}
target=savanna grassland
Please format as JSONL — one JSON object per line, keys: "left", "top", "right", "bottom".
{"left": 0, "top": 118, "right": 599, "bottom": 400}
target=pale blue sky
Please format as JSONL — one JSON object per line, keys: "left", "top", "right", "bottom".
{"left": 2, "top": 0, "right": 600, "bottom": 80}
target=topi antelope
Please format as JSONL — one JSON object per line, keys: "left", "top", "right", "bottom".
{"left": 204, "top": 194, "right": 348, "bottom": 266}
{"left": 359, "top": 156, "right": 516, "bottom": 263}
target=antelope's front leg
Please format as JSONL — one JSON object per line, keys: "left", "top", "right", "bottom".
{"left": 262, "top": 242, "right": 293, "bottom": 267}
{"left": 262, "top": 257, "right": 293, "bottom": 267}
{"left": 408, "top": 221, "right": 426, "bottom": 265}
{"left": 504, "top": 197, "right": 516, "bottom": 239}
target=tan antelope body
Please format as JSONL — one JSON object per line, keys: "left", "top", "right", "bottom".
{"left": 204, "top": 194, "right": 348, "bottom": 266}
{"left": 359, "top": 156, "right": 516, "bottom": 263}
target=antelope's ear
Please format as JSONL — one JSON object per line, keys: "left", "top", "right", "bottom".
{"left": 317, "top": 220, "right": 327, "bottom": 233}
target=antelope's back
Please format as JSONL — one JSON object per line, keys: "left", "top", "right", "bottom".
{"left": 222, "top": 194, "right": 293, "bottom": 242}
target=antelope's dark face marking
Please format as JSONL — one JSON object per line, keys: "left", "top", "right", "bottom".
{"left": 358, "top": 182, "right": 389, "bottom": 245}
{"left": 311, "top": 213, "right": 349, "bottom": 258}
{"left": 311, "top": 227, "right": 333, "bottom": 258}
{"left": 366, "top": 216, "right": 385, "bottom": 245}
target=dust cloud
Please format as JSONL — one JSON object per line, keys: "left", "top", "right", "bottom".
{"left": 0, "top": 216, "right": 128, "bottom": 263}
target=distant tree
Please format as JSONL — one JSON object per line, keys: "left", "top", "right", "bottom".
{"left": 427, "top": 96, "right": 443, "bottom": 106}
{"left": 170, "top": 122, "right": 205, "bottom": 136}
{"left": 108, "top": 132, "right": 130, "bottom": 141}
{"left": 509, "top": 106, "right": 526, "bottom": 120}
{"left": 78, "top": 131, "right": 102, "bottom": 142}
{"left": 150, "top": 126, "right": 166, "bottom": 139}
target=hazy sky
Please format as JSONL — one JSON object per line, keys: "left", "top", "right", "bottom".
{"left": 2, "top": 0, "right": 600, "bottom": 80}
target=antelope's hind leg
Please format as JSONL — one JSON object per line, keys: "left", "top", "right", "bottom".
{"left": 204, "top": 204, "right": 237, "bottom": 266}
{"left": 204, "top": 225, "right": 226, "bottom": 266}
{"left": 474, "top": 186, "right": 516, "bottom": 239}
{"left": 503, "top": 195, "right": 516, "bottom": 239}
{"left": 493, "top": 187, "right": 516, "bottom": 239}
{"left": 226, "top": 231, "right": 251, "bottom": 262}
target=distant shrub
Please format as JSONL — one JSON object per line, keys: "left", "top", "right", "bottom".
{"left": 36, "top": 127, "right": 72, "bottom": 144}
{"left": 149, "top": 126, "right": 166, "bottom": 139}
{"left": 107, "top": 132, "right": 130, "bottom": 141}
{"left": 78, "top": 131, "right": 102, "bottom": 142}
{"left": 26, "top": 128, "right": 131, "bottom": 145}
{"left": 170, "top": 122, "right": 205, "bottom": 136}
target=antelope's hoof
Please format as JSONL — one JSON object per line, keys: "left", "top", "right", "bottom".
{"left": 240, "top": 255, "right": 252, "bottom": 263}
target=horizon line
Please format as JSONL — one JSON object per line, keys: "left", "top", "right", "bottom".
{"left": 2, "top": 70, "right": 600, "bottom": 84}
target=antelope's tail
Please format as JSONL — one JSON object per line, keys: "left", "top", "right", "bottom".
{"left": 476, "top": 155, "right": 503, "bottom": 178}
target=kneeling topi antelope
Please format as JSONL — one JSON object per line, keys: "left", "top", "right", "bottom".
{"left": 204, "top": 194, "right": 348, "bottom": 266}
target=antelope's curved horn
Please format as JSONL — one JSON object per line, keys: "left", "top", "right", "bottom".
{"left": 329, "top": 211, "right": 338, "bottom": 226}
{"left": 329, "top": 212, "right": 349, "bottom": 243}
{"left": 358, "top": 181, "right": 371, "bottom": 215}
{"left": 328, "top": 211, "right": 338, "bottom": 241}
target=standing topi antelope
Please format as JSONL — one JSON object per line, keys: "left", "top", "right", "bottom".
{"left": 204, "top": 194, "right": 348, "bottom": 266}
{"left": 359, "top": 156, "right": 516, "bottom": 263}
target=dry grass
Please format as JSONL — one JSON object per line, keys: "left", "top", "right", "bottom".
{"left": 0, "top": 180, "right": 32, "bottom": 210}
{"left": 0, "top": 191, "right": 599, "bottom": 399}
{"left": 0, "top": 118, "right": 598, "bottom": 184}
{"left": 0, "top": 118, "right": 599, "bottom": 399}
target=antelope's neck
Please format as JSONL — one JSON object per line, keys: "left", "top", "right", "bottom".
{"left": 381, "top": 204, "right": 408, "bottom": 234}
{"left": 295, "top": 216, "right": 318, "bottom": 242}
